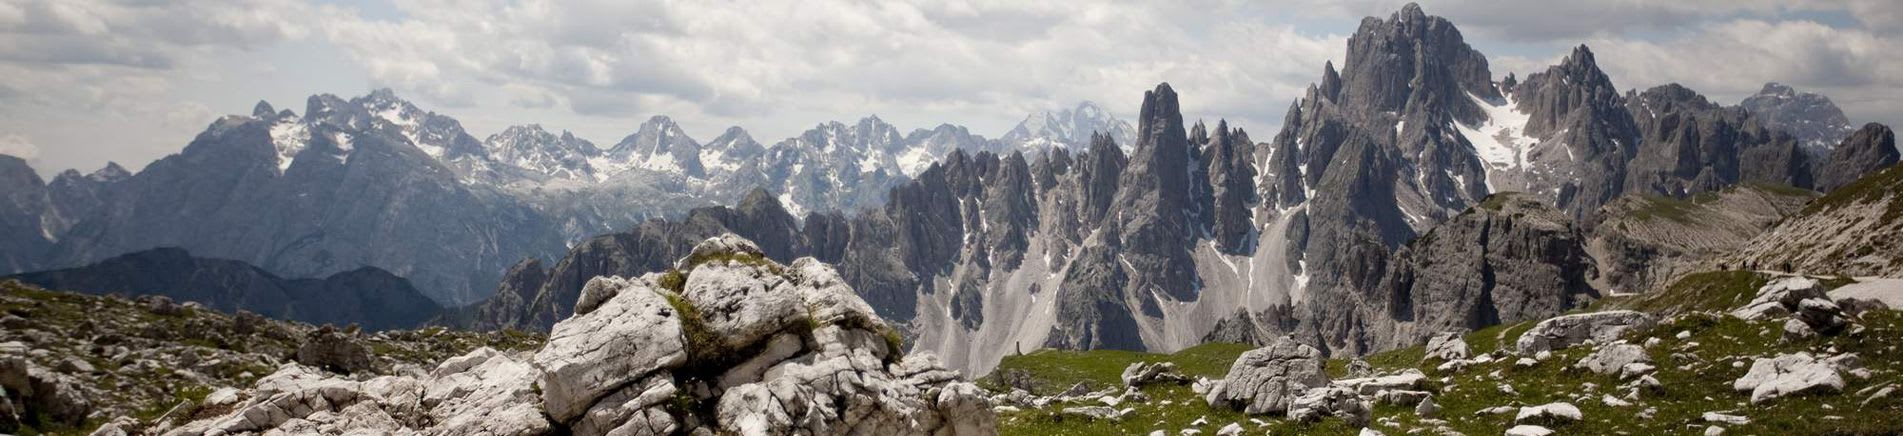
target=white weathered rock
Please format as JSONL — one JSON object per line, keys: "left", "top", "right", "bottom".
{"left": 1576, "top": 343, "right": 1649, "bottom": 377}
{"left": 1414, "top": 396, "right": 1440, "bottom": 417}
{"left": 1060, "top": 405, "right": 1124, "bottom": 420}
{"left": 160, "top": 234, "right": 994, "bottom": 436}
{"left": 1216, "top": 422, "right": 1244, "bottom": 435}
{"left": 683, "top": 261, "right": 801, "bottom": 350}
{"left": 1206, "top": 338, "right": 1329, "bottom": 415}
{"left": 1288, "top": 385, "right": 1370, "bottom": 427}
{"left": 1373, "top": 389, "right": 1431, "bottom": 406}
{"left": 718, "top": 333, "right": 804, "bottom": 389}
{"left": 1702, "top": 412, "right": 1750, "bottom": 425}
{"left": 1733, "top": 352, "right": 1847, "bottom": 404}
{"left": 1515, "top": 311, "right": 1656, "bottom": 354}
{"left": 1423, "top": 331, "right": 1470, "bottom": 362}
{"left": 1123, "top": 361, "right": 1191, "bottom": 387}
{"left": 1335, "top": 369, "right": 1427, "bottom": 395}
{"left": 1514, "top": 402, "right": 1581, "bottom": 424}
{"left": 1733, "top": 277, "right": 1824, "bottom": 319}
{"left": 535, "top": 275, "right": 687, "bottom": 422}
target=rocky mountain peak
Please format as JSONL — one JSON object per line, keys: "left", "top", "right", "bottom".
{"left": 1513, "top": 43, "right": 1625, "bottom": 138}
{"left": 252, "top": 100, "right": 276, "bottom": 118}
{"left": 1340, "top": 2, "right": 1495, "bottom": 124}
{"left": 1816, "top": 123, "right": 1900, "bottom": 191}
{"left": 88, "top": 162, "right": 130, "bottom": 182}
{"left": 1741, "top": 82, "right": 1856, "bottom": 150}
{"left": 485, "top": 124, "right": 601, "bottom": 181}
{"left": 606, "top": 115, "right": 705, "bottom": 178}
{"left": 1000, "top": 100, "right": 1136, "bottom": 153}
{"left": 1319, "top": 60, "right": 1343, "bottom": 101}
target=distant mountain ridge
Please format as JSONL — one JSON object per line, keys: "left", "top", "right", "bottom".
{"left": 6, "top": 247, "right": 441, "bottom": 330}
{"left": 0, "top": 87, "right": 1136, "bottom": 306}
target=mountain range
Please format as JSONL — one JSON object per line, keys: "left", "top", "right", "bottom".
{"left": 0, "top": 89, "right": 1134, "bottom": 306}
{"left": 444, "top": 3, "right": 1898, "bottom": 375}
{"left": 0, "top": 2, "right": 1894, "bottom": 378}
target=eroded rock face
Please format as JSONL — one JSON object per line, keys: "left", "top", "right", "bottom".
{"left": 160, "top": 234, "right": 995, "bottom": 436}
{"left": 1514, "top": 311, "right": 1656, "bottom": 354}
{"left": 1205, "top": 338, "right": 1330, "bottom": 415}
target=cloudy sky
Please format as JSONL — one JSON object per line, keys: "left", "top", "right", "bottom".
{"left": 2, "top": 0, "right": 1899, "bottom": 177}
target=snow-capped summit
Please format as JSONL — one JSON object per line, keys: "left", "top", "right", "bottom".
{"left": 900, "top": 124, "right": 991, "bottom": 176}
{"left": 602, "top": 115, "right": 705, "bottom": 178}
{"left": 485, "top": 124, "right": 601, "bottom": 182}
{"left": 999, "top": 101, "right": 1136, "bottom": 153}
{"left": 701, "top": 126, "right": 766, "bottom": 176}
{"left": 356, "top": 89, "right": 487, "bottom": 160}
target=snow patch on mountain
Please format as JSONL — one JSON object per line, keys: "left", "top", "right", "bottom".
{"left": 269, "top": 119, "right": 311, "bottom": 173}
{"left": 1456, "top": 92, "right": 1535, "bottom": 191}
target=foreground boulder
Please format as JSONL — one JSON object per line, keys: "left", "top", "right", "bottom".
{"left": 1733, "top": 277, "right": 1852, "bottom": 339}
{"left": 0, "top": 356, "right": 93, "bottom": 431}
{"left": 159, "top": 234, "right": 995, "bottom": 436}
{"left": 1204, "top": 338, "right": 1329, "bottom": 414}
{"left": 1732, "top": 352, "right": 1861, "bottom": 404}
{"left": 1122, "top": 361, "right": 1190, "bottom": 387}
{"left": 1515, "top": 311, "right": 1657, "bottom": 354}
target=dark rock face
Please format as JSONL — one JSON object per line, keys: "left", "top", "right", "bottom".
{"left": 5, "top": 247, "right": 441, "bottom": 330}
{"left": 1203, "top": 121, "right": 1259, "bottom": 255}
{"left": 1740, "top": 82, "right": 1856, "bottom": 150}
{"left": 1623, "top": 84, "right": 1811, "bottom": 199}
{"left": 42, "top": 163, "right": 128, "bottom": 236}
{"left": 1817, "top": 124, "right": 1899, "bottom": 192}
{"left": 1108, "top": 84, "right": 1201, "bottom": 302}
{"left": 1506, "top": 45, "right": 1638, "bottom": 220}
{"left": 295, "top": 325, "right": 377, "bottom": 374}
{"left": 0, "top": 156, "right": 53, "bottom": 273}
{"left": 1361, "top": 193, "right": 1597, "bottom": 351}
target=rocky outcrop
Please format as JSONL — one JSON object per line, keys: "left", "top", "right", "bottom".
{"left": 163, "top": 349, "right": 550, "bottom": 436}
{"left": 0, "top": 278, "right": 543, "bottom": 434}
{"left": 1362, "top": 193, "right": 1598, "bottom": 351}
{"left": 164, "top": 235, "right": 995, "bottom": 436}
{"left": 7, "top": 247, "right": 442, "bottom": 331}
{"left": 1513, "top": 310, "right": 1656, "bottom": 354}
{"left": 1204, "top": 338, "right": 1329, "bottom": 415}
{"left": 1732, "top": 352, "right": 1863, "bottom": 404}
{"left": 1121, "top": 362, "right": 1190, "bottom": 388}
{"left": 1732, "top": 277, "right": 1852, "bottom": 339}
{"left": 1422, "top": 332, "right": 1469, "bottom": 362}
{"left": 294, "top": 325, "right": 376, "bottom": 375}
{"left": 1816, "top": 124, "right": 1899, "bottom": 192}
{"left": 0, "top": 356, "right": 93, "bottom": 431}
